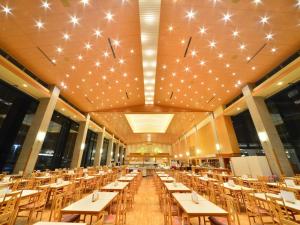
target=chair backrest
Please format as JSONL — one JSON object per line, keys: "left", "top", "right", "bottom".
{"left": 281, "top": 219, "right": 299, "bottom": 225}
{"left": 50, "top": 192, "right": 64, "bottom": 221}
{"left": 0, "top": 191, "right": 22, "bottom": 225}
{"left": 267, "top": 195, "right": 288, "bottom": 224}
{"left": 225, "top": 195, "right": 240, "bottom": 225}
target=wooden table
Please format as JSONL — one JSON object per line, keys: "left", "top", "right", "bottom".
{"left": 160, "top": 177, "right": 175, "bottom": 182}
{"left": 126, "top": 174, "right": 137, "bottom": 177}
{"left": 34, "top": 222, "right": 86, "bottom": 225}
{"left": 199, "top": 177, "right": 218, "bottom": 182}
{"left": 158, "top": 174, "right": 169, "bottom": 177}
{"left": 102, "top": 182, "right": 129, "bottom": 192}
{"left": 172, "top": 193, "right": 229, "bottom": 222}
{"left": 164, "top": 182, "right": 191, "bottom": 193}
{"left": 61, "top": 192, "right": 118, "bottom": 217}
{"left": 118, "top": 176, "right": 134, "bottom": 182}
{"left": 222, "top": 183, "right": 253, "bottom": 191}
{"left": 40, "top": 181, "right": 70, "bottom": 189}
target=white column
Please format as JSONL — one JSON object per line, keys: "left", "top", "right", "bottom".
{"left": 70, "top": 114, "right": 90, "bottom": 168}
{"left": 14, "top": 86, "right": 60, "bottom": 175}
{"left": 242, "top": 85, "right": 294, "bottom": 176}
{"left": 106, "top": 135, "right": 114, "bottom": 166}
{"left": 114, "top": 140, "right": 120, "bottom": 164}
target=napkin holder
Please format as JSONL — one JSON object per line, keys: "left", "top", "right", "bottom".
{"left": 114, "top": 182, "right": 119, "bottom": 187}
{"left": 84, "top": 173, "right": 88, "bottom": 178}
{"left": 92, "top": 191, "right": 99, "bottom": 202}
{"left": 173, "top": 182, "right": 177, "bottom": 187}
{"left": 56, "top": 178, "right": 63, "bottom": 185}
{"left": 228, "top": 180, "right": 235, "bottom": 187}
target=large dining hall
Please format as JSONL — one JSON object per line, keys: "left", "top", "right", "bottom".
{"left": 0, "top": 0, "right": 300, "bottom": 225}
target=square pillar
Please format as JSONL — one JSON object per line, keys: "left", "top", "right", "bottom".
{"left": 210, "top": 113, "right": 225, "bottom": 168}
{"left": 243, "top": 85, "right": 294, "bottom": 176}
{"left": 70, "top": 114, "right": 90, "bottom": 168}
{"left": 14, "top": 86, "right": 60, "bottom": 175}
{"left": 94, "top": 127, "right": 105, "bottom": 166}
{"left": 120, "top": 146, "right": 124, "bottom": 165}
{"left": 106, "top": 135, "right": 114, "bottom": 166}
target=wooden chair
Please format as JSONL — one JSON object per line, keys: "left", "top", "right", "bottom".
{"left": 0, "top": 191, "right": 21, "bottom": 225}
{"left": 103, "top": 193, "right": 122, "bottom": 225}
{"left": 281, "top": 219, "right": 299, "bottom": 225}
{"left": 209, "top": 195, "right": 240, "bottom": 225}
{"left": 164, "top": 194, "right": 188, "bottom": 225}
{"left": 49, "top": 192, "right": 80, "bottom": 222}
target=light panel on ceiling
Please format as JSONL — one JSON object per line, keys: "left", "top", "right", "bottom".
{"left": 125, "top": 114, "right": 174, "bottom": 133}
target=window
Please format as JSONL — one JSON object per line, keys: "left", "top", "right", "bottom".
{"left": 266, "top": 81, "right": 300, "bottom": 173}
{"left": 100, "top": 138, "right": 109, "bottom": 165}
{"left": 231, "top": 110, "right": 264, "bottom": 156}
{"left": 0, "top": 80, "right": 38, "bottom": 173}
{"left": 81, "top": 130, "right": 98, "bottom": 167}
{"left": 35, "top": 111, "right": 79, "bottom": 170}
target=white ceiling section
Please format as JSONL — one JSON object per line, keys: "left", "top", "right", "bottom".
{"left": 125, "top": 114, "right": 174, "bottom": 133}
{"left": 138, "top": 0, "right": 161, "bottom": 105}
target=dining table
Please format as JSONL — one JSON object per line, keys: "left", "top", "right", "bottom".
{"left": 164, "top": 182, "right": 191, "bottom": 193}
{"left": 101, "top": 181, "right": 129, "bottom": 192}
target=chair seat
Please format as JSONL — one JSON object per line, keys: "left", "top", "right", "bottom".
{"left": 103, "top": 214, "right": 116, "bottom": 224}
{"left": 247, "top": 206, "right": 269, "bottom": 215}
{"left": 61, "top": 214, "right": 80, "bottom": 222}
{"left": 209, "top": 216, "right": 230, "bottom": 225}
{"left": 172, "top": 216, "right": 188, "bottom": 225}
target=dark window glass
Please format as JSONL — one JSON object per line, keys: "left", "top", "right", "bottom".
{"left": 111, "top": 143, "right": 116, "bottom": 163}
{"left": 231, "top": 110, "right": 264, "bottom": 156}
{"left": 266, "top": 81, "right": 300, "bottom": 173}
{"left": 100, "top": 138, "right": 109, "bottom": 165}
{"left": 35, "top": 111, "right": 79, "bottom": 170}
{"left": 81, "top": 130, "right": 98, "bottom": 167}
{"left": 0, "top": 80, "right": 38, "bottom": 173}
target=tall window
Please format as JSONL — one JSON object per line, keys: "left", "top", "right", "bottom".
{"left": 231, "top": 110, "right": 264, "bottom": 156}
{"left": 0, "top": 80, "right": 38, "bottom": 173}
{"left": 35, "top": 111, "right": 79, "bottom": 170}
{"left": 265, "top": 81, "right": 300, "bottom": 173}
{"left": 100, "top": 138, "right": 109, "bottom": 165}
{"left": 81, "top": 130, "right": 98, "bottom": 167}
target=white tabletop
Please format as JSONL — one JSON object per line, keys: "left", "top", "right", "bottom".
{"left": 172, "top": 193, "right": 228, "bottom": 216}
{"left": 61, "top": 192, "right": 118, "bottom": 214}
{"left": 158, "top": 174, "right": 168, "bottom": 177}
{"left": 34, "top": 222, "right": 86, "bottom": 225}
{"left": 102, "top": 182, "right": 129, "bottom": 191}
{"left": 164, "top": 182, "right": 191, "bottom": 192}
{"left": 198, "top": 177, "right": 218, "bottom": 182}
{"left": 76, "top": 176, "right": 95, "bottom": 181}
{"left": 160, "top": 177, "right": 175, "bottom": 182}
{"left": 0, "top": 189, "right": 39, "bottom": 202}
{"left": 126, "top": 173, "right": 137, "bottom": 177}
{"left": 40, "top": 181, "right": 70, "bottom": 189}
{"left": 222, "top": 183, "right": 253, "bottom": 191}
{"left": 118, "top": 176, "right": 134, "bottom": 181}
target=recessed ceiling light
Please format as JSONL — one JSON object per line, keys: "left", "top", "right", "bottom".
{"left": 52, "top": 58, "right": 56, "bottom": 64}
{"left": 246, "top": 56, "right": 251, "bottom": 61}
{"left": 191, "top": 49, "right": 197, "bottom": 57}
{"left": 181, "top": 39, "right": 185, "bottom": 44}
{"left": 239, "top": 43, "right": 246, "bottom": 50}
{"left": 162, "top": 65, "right": 167, "bottom": 69}
{"left": 119, "top": 58, "right": 125, "bottom": 64}
{"left": 130, "top": 49, "right": 134, "bottom": 54}
{"left": 184, "top": 67, "right": 190, "bottom": 72}
{"left": 271, "top": 47, "right": 277, "bottom": 53}
{"left": 95, "top": 61, "right": 101, "bottom": 67}
{"left": 232, "top": 30, "right": 239, "bottom": 38}
{"left": 259, "top": 15, "right": 270, "bottom": 25}
{"left": 225, "top": 63, "right": 230, "bottom": 68}
{"left": 63, "top": 33, "right": 70, "bottom": 40}
{"left": 41, "top": 1, "right": 51, "bottom": 10}
{"left": 222, "top": 12, "right": 232, "bottom": 23}
{"left": 112, "top": 39, "right": 120, "bottom": 47}
{"left": 84, "top": 42, "right": 92, "bottom": 50}
{"left": 168, "top": 25, "right": 174, "bottom": 31}
{"left": 35, "top": 19, "right": 45, "bottom": 29}
{"left": 265, "top": 32, "right": 274, "bottom": 41}
{"left": 80, "top": 0, "right": 89, "bottom": 6}
{"left": 104, "top": 11, "right": 114, "bottom": 22}
{"left": 185, "top": 9, "right": 196, "bottom": 21}
{"left": 218, "top": 53, "right": 223, "bottom": 58}
{"left": 56, "top": 47, "right": 63, "bottom": 53}
{"left": 69, "top": 15, "right": 80, "bottom": 26}
{"left": 237, "top": 107, "right": 241, "bottom": 111}
{"left": 296, "top": 0, "right": 300, "bottom": 9}
{"left": 198, "top": 26, "right": 207, "bottom": 35}
{"left": 199, "top": 60, "right": 206, "bottom": 66}
{"left": 94, "top": 29, "right": 102, "bottom": 38}
{"left": 103, "top": 51, "right": 110, "bottom": 58}
{"left": 252, "top": 0, "right": 262, "bottom": 5}
{"left": 77, "top": 55, "right": 83, "bottom": 60}
{"left": 251, "top": 66, "right": 256, "bottom": 70}
{"left": 1, "top": 4, "right": 12, "bottom": 15}
{"left": 23, "top": 84, "right": 28, "bottom": 88}
{"left": 209, "top": 40, "right": 217, "bottom": 48}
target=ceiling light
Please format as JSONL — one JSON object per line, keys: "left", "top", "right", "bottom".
{"left": 251, "top": 66, "right": 256, "bottom": 70}
{"left": 184, "top": 67, "right": 190, "bottom": 72}
{"left": 239, "top": 43, "right": 246, "bottom": 50}
{"left": 259, "top": 15, "right": 269, "bottom": 25}
{"left": 277, "top": 81, "right": 283, "bottom": 86}
{"left": 95, "top": 61, "right": 101, "bottom": 67}
{"left": 119, "top": 58, "right": 125, "bottom": 64}
{"left": 103, "top": 51, "right": 110, "bottom": 58}
{"left": 225, "top": 64, "right": 230, "bottom": 68}
{"left": 63, "top": 33, "right": 70, "bottom": 40}
{"left": 246, "top": 56, "right": 251, "bottom": 61}
{"left": 110, "top": 67, "right": 115, "bottom": 72}
{"left": 35, "top": 19, "right": 45, "bottom": 29}
{"left": 296, "top": 0, "right": 300, "bottom": 8}
{"left": 56, "top": 47, "right": 63, "bottom": 53}
{"left": 232, "top": 30, "right": 239, "bottom": 38}
{"left": 94, "top": 29, "right": 102, "bottom": 38}
{"left": 199, "top": 60, "right": 206, "bottom": 66}
{"left": 162, "top": 65, "right": 167, "bottom": 69}
{"left": 168, "top": 25, "right": 173, "bottom": 31}
{"left": 209, "top": 40, "right": 217, "bottom": 48}
{"left": 237, "top": 107, "right": 241, "bottom": 111}
{"left": 271, "top": 47, "right": 277, "bottom": 53}
{"left": 130, "top": 49, "right": 134, "bottom": 54}
{"left": 70, "top": 15, "right": 80, "bottom": 26}
{"left": 112, "top": 39, "right": 120, "bottom": 47}
{"left": 185, "top": 9, "right": 196, "bottom": 21}
{"left": 265, "top": 32, "right": 274, "bottom": 41}
{"left": 51, "top": 58, "right": 56, "bottom": 64}
{"left": 84, "top": 42, "right": 92, "bottom": 50}
{"left": 222, "top": 12, "right": 232, "bottom": 23}
{"left": 191, "top": 50, "right": 197, "bottom": 57}
{"left": 80, "top": 0, "right": 89, "bottom": 6}
{"left": 23, "top": 84, "right": 28, "bottom": 88}
{"left": 218, "top": 53, "right": 223, "bottom": 58}
{"left": 199, "top": 26, "right": 207, "bottom": 35}
{"left": 1, "top": 4, "right": 12, "bottom": 15}
{"left": 252, "top": 0, "right": 262, "bottom": 5}
{"left": 41, "top": 1, "right": 51, "bottom": 10}
{"left": 104, "top": 11, "right": 114, "bottom": 22}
